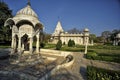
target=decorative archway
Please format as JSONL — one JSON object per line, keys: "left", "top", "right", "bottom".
{"left": 21, "top": 34, "right": 29, "bottom": 51}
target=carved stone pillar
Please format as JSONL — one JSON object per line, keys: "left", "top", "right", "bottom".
{"left": 11, "top": 37, "right": 14, "bottom": 48}
{"left": 18, "top": 37, "right": 21, "bottom": 51}
{"left": 36, "top": 35, "right": 40, "bottom": 53}
{"left": 14, "top": 38, "right": 17, "bottom": 49}
{"left": 22, "top": 43, "right": 24, "bottom": 50}
{"left": 29, "top": 37, "right": 33, "bottom": 54}
{"left": 85, "top": 37, "right": 88, "bottom": 54}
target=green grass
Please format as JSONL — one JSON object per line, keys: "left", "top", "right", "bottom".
{"left": 59, "top": 44, "right": 120, "bottom": 63}
{"left": 43, "top": 43, "right": 56, "bottom": 49}
{"left": 60, "top": 45, "right": 120, "bottom": 54}
{"left": 86, "top": 52, "right": 120, "bottom": 63}
{"left": 87, "top": 66, "right": 120, "bottom": 80}
{"left": 0, "top": 45, "right": 10, "bottom": 48}
{"left": 88, "top": 45, "right": 120, "bottom": 50}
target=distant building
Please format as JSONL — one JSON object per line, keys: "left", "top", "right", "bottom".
{"left": 51, "top": 21, "right": 92, "bottom": 45}
{"left": 113, "top": 33, "right": 120, "bottom": 46}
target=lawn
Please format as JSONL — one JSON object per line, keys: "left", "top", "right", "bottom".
{"left": 86, "top": 52, "right": 120, "bottom": 63}
{"left": 43, "top": 44, "right": 120, "bottom": 63}
{"left": 0, "top": 45, "right": 10, "bottom": 48}
{"left": 1, "top": 43, "right": 120, "bottom": 63}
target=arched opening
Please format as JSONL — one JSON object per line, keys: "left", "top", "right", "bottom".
{"left": 4, "top": 18, "right": 15, "bottom": 28}
{"left": 35, "top": 23, "right": 43, "bottom": 31}
{"left": 21, "top": 34, "right": 29, "bottom": 51}
{"left": 16, "top": 20, "right": 34, "bottom": 29}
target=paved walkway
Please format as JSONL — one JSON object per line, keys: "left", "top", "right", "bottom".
{"left": 67, "top": 52, "right": 120, "bottom": 80}
{"left": 0, "top": 49, "right": 120, "bottom": 80}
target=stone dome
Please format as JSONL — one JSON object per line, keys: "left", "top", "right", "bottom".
{"left": 84, "top": 28, "right": 89, "bottom": 32}
{"left": 16, "top": 5, "right": 38, "bottom": 18}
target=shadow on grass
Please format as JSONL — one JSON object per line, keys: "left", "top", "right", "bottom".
{"left": 0, "top": 49, "right": 10, "bottom": 60}
{"left": 80, "top": 66, "right": 87, "bottom": 80}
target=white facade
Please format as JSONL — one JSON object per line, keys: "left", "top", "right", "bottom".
{"left": 51, "top": 21, "right": 90, "bottom": 45}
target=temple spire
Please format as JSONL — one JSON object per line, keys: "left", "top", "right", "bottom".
{"left": 27, "top": 0, "right": 31, "bottom": 6}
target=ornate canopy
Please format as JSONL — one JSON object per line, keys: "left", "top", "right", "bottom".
{"left": 4, "top": 2, "right": 43, "bottom": 30}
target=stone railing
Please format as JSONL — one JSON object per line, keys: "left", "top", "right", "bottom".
{"left": 39, "top": 49, "right": 74, "bottom": 80}
{"left": 41, "top": 49, "right": 73, "bottom": 57}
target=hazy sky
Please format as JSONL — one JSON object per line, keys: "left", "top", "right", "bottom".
{"left": 4, "top": 0, "right": 120, "bottom": 36}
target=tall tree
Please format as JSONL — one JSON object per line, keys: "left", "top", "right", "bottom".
{"left": 101, "top": 31, "right": 111, "bottom": 43}
{"left": 0, "top": 1, "right": 12, "bottom": 27}
{"left": 0, "top": 1, "right": 12, "bottom": 42}
{"left": 67, "top": 28, "right": 81, "bottom": 34}
{"left": 40, "top": 32, "right": 51, "bottom": 43}
{"left": 89, "top": 34, "right": 97, "bottom": 42}
{"left": 110, "top": 29, "right": 120, "bottom": 42}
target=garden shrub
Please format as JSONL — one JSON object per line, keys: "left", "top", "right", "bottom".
{"left": 56, "top": 40, "right": 62, "bottom": 50}
{"left": 71, "top": 40, "right": 75, "bottom": 46}
{"left": 86, "top": 52, "right": 98, "bottom": 59}
{"left": 88, "top": 50, "right": 95, "bottom": 52}
{"left": 87, "top": 66, "right": 120, "bottom": 80}
{"left": 86, "top": 52, "right": 120, "bottom": 63}
{"left": 40, "top": 42, "right": 45, "bottom": 48}
{"left": 68, "top": 39, "right": 75, "bottom": 47}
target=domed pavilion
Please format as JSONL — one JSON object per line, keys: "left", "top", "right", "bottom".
{"left": 4, "top": 1, "right": 43, "bottom": 56}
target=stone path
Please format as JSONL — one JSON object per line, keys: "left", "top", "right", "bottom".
{"left": 0, "top": 49, "right": 120, "bottom": 80}
{"left": 70, "top": 53, "right": 87, "bottom": 80}
{"left": 66, "top": 52, "right": 120, "bottom": 80}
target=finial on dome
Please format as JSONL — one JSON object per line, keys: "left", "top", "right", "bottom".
{"left": 27, "top": 0, "right": 31, "bottom": 6}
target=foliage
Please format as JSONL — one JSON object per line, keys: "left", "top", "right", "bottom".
{"left": 40, "top": 42, "right": 45, "bottom": 48}
{"left": 0, "top": 1, "right": 12, "bottom": 42}
{"left": 40, "top": 32, "right": 51, "bottom": 43}
{"left": 89, "top": 34, "right": 97, "bottom": 42}
{"left": 43, "top": 44, "right": 56, "bottom": 49}
{"left": 0, "top": 45, "right": 10, "bottom": 48}
{"left": 68, "top": 39, "right": 75, "bottom": 47}
{"left": 88, "top": 45, "right": 120, "bottom": 50}
{"left": 86, "top": 52, "right": 120, "bottom": 63}
{"left": 87, "top": 66, "right": 120, "bottom": 80}
{"left": 67, "top": 28, "right": 81, "bottom": 34}
{"left": 101, "top": 31, "right": 111, "bottom": 43}
{"left": 56, "top": 40, "right": 62, "bottom": 50}
{"left": 43, "top": 43, "right": 120, "bottom": 55}
{"left": 61, "top": 46, "right": 83, "bottom": 52}
{"left": 90, "top": 29, "right": 120, "bottom": 44}
{"left": 110, "top": 29, "right": 120, "bottom": 41}
{"left": 0, "top": 1, "right": 12, "bottom": 26}
{"left": 86, "top": 52, "right": 97, "bottom": 58}
{"left": 95, "top": 36, "right": 104, "bottom": 43}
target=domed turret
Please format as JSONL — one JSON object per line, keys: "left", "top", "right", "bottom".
{"left": 12, "top": 1, "right": 41, "bottom": 26}
{"left": 84, "top": 28, "right": 89, "bottom": 37}
{"left": 84, "top": 28, "right": 89, "bottom": 32}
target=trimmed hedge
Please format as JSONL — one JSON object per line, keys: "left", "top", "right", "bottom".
{"left": 87, "top": 66, "right": 120, "bottom": 80}
{"left": 86, "top": 52, "right": 120, "bottom": 63}
{"left": 56, "top": 40, "right": 62, "bottom": 50}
